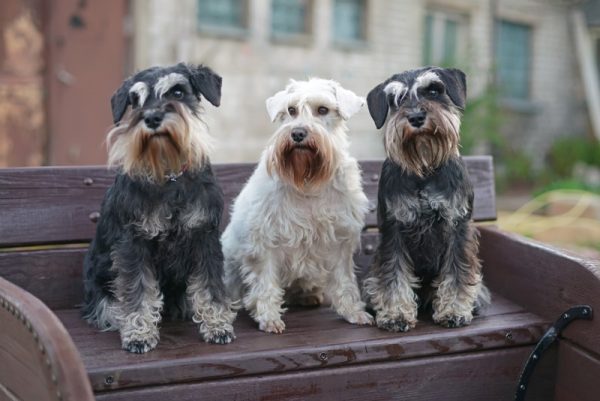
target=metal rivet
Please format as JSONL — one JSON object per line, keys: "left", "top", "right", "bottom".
{"left": 563, "top": 313, "right": 570, "bottom": 319}
{"left": 520, "top": 384, "right": 526, "bottom": 390}
{"left": 105, "top": 375, "right": 114, "bottom": 385}
{"left": 368, "top": 202, "right": 376, "bottom": 213}
{"left": 505, "top": 331, "right": 513, "bottom": 340}
{"left": 532, "top": 354, "right": 538, "bottom": 360}
{"left": 89, "top": 211, "right": 100, "bottom": 223}
{"left": 583, "top": 309, "right": 589, "bottom": 315}
{"left": 83, "top": 177, "right": 94, "bottom": 186}
{"left": 371, "top": 174, "right": 379, "bottom": 182}
{"left": 365, "top": 244, "right": 374, "bottom": 255}
{"left": 318, "top": 352, "right": 328, "bottom": 361}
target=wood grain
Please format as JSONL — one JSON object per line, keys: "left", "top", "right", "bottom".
{"left": 48, "top": 292, "right": 548, "bottom": 392}
{"left": 0, "top": 157, "right": 495, "bottom": 247}
{"left": 94, "top": 347, "right": 552, "bottom": 401}
{"left": 0, "top": 277, "right": 94, "bottom": 401}
{"left": 554, "top": 340, "right": 600, "bottom": 401}
{"left": 480, "top": 226, "right": 600, "bottom": 355}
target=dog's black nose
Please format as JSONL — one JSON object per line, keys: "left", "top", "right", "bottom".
{"left": 144, "top": 110, "right": 164, "bottom": 129}
{"left": 291, "top": 127, "right": 307, "bottom": 143}
{"left": 407, "top": 111, "right": 427, "bottom": 128}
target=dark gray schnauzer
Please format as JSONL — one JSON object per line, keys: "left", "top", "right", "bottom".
{"left": 83, "top": 63, "right": 236, "bottom": 353}
{"left": 363, "top": 66, "right": 490, "bottom": 332}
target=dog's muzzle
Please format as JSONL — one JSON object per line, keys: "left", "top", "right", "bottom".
{"left": 407, "top": 110, "right": 426, "bottom": 128}
{"left": 291, "top": 127, "right": 308, "bottom": 143}
{"left": 143, "top": 109, "right": 165, "bottom": 130}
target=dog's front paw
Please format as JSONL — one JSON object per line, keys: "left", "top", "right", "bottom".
{"left": 376, "top": 316, "right": 416, "bottom": 332}
{"left": 203, "top": 327, "right": 236, "bottom": 344}
{"left": 344, "top": 310, "right": 374, "bottom": 326}
{"left": 120, "top": 324, "right": 160, "bottom": 354}
{"left": 258, "top": 318, "right": 286, "bottom": 334}
{"left": 434, "top": 313, "right": 472, "bottom": 328}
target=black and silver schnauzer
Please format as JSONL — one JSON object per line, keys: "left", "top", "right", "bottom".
{"left": 363, "top": 66, "right": 490, "bottom": 332}
{"left": 83, "top": 63, "right": 236, "bottom": 353}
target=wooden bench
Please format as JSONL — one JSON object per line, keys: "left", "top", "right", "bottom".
{"left": 0, "top": 157, "right": 598, "bottom": 401}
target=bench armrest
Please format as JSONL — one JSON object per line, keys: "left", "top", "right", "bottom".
{"left": 0, "top": 276, "right": 94, "bottom": 401}
{"left": 479, "top": 226, "right": 600, "bottom": 355}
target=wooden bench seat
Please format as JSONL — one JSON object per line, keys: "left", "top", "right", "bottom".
{"left": 1, "top": 157, "right": 599, "bottom": 401}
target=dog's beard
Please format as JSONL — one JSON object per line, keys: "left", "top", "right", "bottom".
{"left": 385, "top": 107, "right": 461, "bottom": 177}
{"left": 107, "top": 104, "right": 210, "bottom": 183}
{"left": 267, "top": 128, "right": 336, "bottom": 191}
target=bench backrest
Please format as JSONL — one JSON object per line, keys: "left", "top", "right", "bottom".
{"left": 0, "top": 157, "right": 495, "bottom": 309}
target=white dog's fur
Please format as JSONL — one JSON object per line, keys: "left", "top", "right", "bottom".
{"left": 222, "top": 78, "right": 373, "bottom": 333}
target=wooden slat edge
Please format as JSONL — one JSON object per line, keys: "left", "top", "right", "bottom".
{"left": 0, "top": 277, "right": 94, "bottom": 401}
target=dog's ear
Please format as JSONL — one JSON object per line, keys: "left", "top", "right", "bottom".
{"left": 366, "top": 82, "right": 389, "bottom": 129}
{"left": 334, "top": 84, "right": 365, "bottom": 120}
{"left": 437, "top": 68, "right": 467, "bottom": 110}
{"left": 266, "top": 89, "right": 288, "bottom": 122}
{"left": 110, "top": 79, "right": 133, "bottom": 124}
{"left": 186, "top": 64, "right": 223, "bottom": 107}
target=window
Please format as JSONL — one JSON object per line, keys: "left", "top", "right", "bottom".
{"left": 197, "top": 0, "right": 247, "bottom": 35}
{"left": 271, "top": 0, "right": 311, "bottom": 40}
{"left": 332, "top": 0, "right": 366, "bottom": 45}
{"left": 495, "top": 20, "right": 532, "bottom": 100}
{"left": 423, "top": 10, "right": 468, "bottom": 67}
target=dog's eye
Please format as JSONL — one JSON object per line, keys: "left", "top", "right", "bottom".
{"left": 288, "top": 106, "right": 297, "bottom": 116}
{"left": 428, "top": 88, "right": 439, "bottom": 96}
{"left": 317, "top": 106, "right": 329, "bottom": 116}
{"left": 129, "top": 92, "right": 139, "bottom": 108}
{"left": 172, "top": 89, "right": 184, "bottom": 99}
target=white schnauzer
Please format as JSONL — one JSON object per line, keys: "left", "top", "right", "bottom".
{"left": 222, "top": 78, "right": 373, "bottom": 333}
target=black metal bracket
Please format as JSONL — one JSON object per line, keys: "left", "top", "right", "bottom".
{"left": 515, "top": 305, "right": 593, "bottom": 401}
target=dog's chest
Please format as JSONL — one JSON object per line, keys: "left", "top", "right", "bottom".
{"left": 130, "top": 185, "right": 209, "bottom": 239}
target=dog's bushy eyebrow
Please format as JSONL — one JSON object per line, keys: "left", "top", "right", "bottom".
{"left": 154, "top": 73, "right": 188, "bottom": 97}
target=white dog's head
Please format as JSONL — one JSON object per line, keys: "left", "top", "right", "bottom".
{"left": 265, "top": 78, "right": 365, "bottom": 190}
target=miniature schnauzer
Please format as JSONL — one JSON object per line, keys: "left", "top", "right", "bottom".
{"left": 221, "top": 78, "right": 373, "bottom": 333}
{"left": 83, "top": 63, "right": 236, "bottom": 353}
{"left": 363, "top": 67, "right": 490, "bottom": 332}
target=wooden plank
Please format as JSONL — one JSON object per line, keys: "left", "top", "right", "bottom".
{"left": 0, "top": 232, "right": 378, "bottom": 310}
{"left": 0, "top": 277, "right": 94, "bottom": 401}
{"left": 0, "top": 157, "right": 495, "bottom": 247}
{"left": 50, "top": 293, "right": 547, "bottom": 392}
{"left": 95, "top": 347, "right": 550, "bottom": 401}
{"left": 554, "top": 340, "right": 600, "bottom": 401}
{"left": 480, "top": 226, "right": 600, "bottom": 355}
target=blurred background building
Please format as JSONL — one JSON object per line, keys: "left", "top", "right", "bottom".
{"left": 2, "top": 0, "right": 600, "bottom": 253}
{"left": 0, "top": 0, "right": 596, "bottom": 166}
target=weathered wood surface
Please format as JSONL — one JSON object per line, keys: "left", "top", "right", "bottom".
{"left": 0, "top": 277, "right": 94, "bottom": 401}
{"left": 49, "top": 293, "right": 547, "bottom": 393}
{"left": 554, "top": 341, "right": 600, "bottom": 401}
{"left": 94, "top": 347, "right": 549, "bottom": 401}
{"left": 0, "top": 231, "right": 377, "bottom": 311}
{"left": 480, "top": 226, "right": 600, "bottom": 355}
{"left": 0, "top": 157, "right": 495, "bottom": 247}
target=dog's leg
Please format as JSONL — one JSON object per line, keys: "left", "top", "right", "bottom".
{"left": 112, "top": 237, "right": 163, "bottom": 354}
{"left": 432, "top": 223, "right": 486, "bottom": 328}
{"left": 363, "top": 228, "right": 420, "bottom": 332}
{"left": 242, "top": 253, "right": 286, "bottom": 333}
{"left": 328, "top": 243, "right": 373, "bottom": 325}
{"left": 187, "top": 231, "right": 236, "bottom": 344}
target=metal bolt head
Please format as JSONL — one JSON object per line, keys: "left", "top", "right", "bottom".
{"left": 318, "top": 352, "right": 328, "bottom": 361}
{"left": 89, "top": 211, "right": 100, "bottom": 223}
{"left": 365, "top": 244, "right": 374, "bottom": 255}
{"left": 532, "top": 354, "right": 538, "bottom": 360}
{"left": 105, "top": 375, "right": 114, "bottom": 385}
{"left": 520, "top": 384, "right": 526, "bottom": 390}
{"left": 563, "top": 313, "right": 570, "bottom": 319}
{"left": 505, "top": 331, "right": 513, "bottom": 340}
{"left": 83, "top": 177, "right": 94, "bottom": 186}
{"left": 371, "top": 174, "right": 379, "bottom": 182}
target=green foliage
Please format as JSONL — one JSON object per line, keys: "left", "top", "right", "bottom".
{"left": 533, "top": 179, "right": 600, "bottom": 197}
{"left": 460, "top": 87, "right": 503, "bottom": 155}
{"left": 547, "top": 137, "right": 600, "bottom": 178}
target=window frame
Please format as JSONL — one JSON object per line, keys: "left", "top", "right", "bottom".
{"left": 495, "top": 19, "right": 534, "bottom": 102}
{"left": 422, "top": 8, "right": 469, "bottom": 68}
{"left": 331, "top": 0, "right": 368, "bottom": 49}
{"left": 196, "top": 0, "right": 249, "bottom": 39}
{"left": 270, "top": 0, "right": 314, "bottom": 46}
